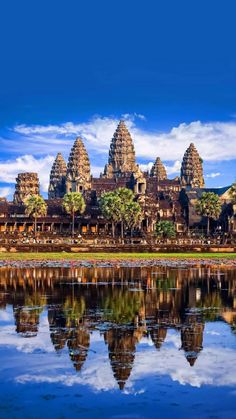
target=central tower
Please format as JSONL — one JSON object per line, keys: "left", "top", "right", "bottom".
{"left": 66, "top": 137, "right": 91, "bottom": 193}
{"left": 103, "top": 120, "right": 139, "bottom": 178}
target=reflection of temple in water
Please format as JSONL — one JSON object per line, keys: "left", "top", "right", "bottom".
{"left": 0, "top": 265, "right": 236, "bottom": 389}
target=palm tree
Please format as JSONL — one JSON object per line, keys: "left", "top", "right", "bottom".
{"left": 229, "top": 182, "right": 236, "bottom": 203}
{"left": 99, "top": 191, "right": 120, "bottom": 237}
{"left": 156, "top": 220, "right": 176, "bottom": 239}
{"left": 124, "top": 201, "right": 142, "bottom": 236}
{"left": 195, "top": 192, "right": 222, "bottom": 235}
{"left": 63, "top": 192, "right": 85, "bottom": 237}
{"left": 99, "top": 188, "right": 142, "bottom": 239}
{"left": 24, "top": 194, "right": 47, "bottom": 236}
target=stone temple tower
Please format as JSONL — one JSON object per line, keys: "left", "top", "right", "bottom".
{"left": 66, "top": 137, "right": 91, "bottom": 193}
{"left": 150, "top": 157, "right": 167, "bottom": 180}
{"left": 13, "top": 173, "right": 40, "bottom": 205}
{"left": 181, "top": 143, "right": 204, "bottom": 188}
{"left": 103, "top": 120, "right": 139, "bottom": 178}
{"left": 48, "top": 153, "right": 67, "bottom": 199}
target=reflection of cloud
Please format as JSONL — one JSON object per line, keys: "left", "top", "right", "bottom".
{"left": 0, "top": 309, "right": 11, "bottom": 321}
{"left": 5, "top": 325, "right": 235, "bottom": 392}
{"left": 0, "top": 312, "right": 54, "bottom": 354}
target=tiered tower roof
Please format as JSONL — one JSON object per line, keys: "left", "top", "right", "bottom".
{"left": 67, "top": 137, "right": 91, "bottom": 183}
{"left": 150, "top": 157, "right": 167, "bottom": 180}
{"left": 181, "top": 143, "right": 204, "bottom": 188}
{"left": 103, "top": 120, "right": 138, "bottom": 178}
{"left": 48, "top": 153, "right": 67, "bottom": 199}
{"left": 13, "top": 173, "right": 40, "bottom": 205}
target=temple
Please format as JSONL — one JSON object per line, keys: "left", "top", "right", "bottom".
{"left": 0, "top": 120, "right": 235, "bottom": 237}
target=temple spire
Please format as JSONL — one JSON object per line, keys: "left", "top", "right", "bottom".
{"left": 103, "top": 120, "right": 139, "bottom": 178}
{"left": 13, "top": 173, "right": 40, "bottom": 205}
{"left": 66, "top": 137, "right": 91, "bottom": 193}
{"left": 48, "top": 153, "right": 67, "bottom": 199}
{"left": 150, "top": 157, "right": 167, "bottom": 180}
{"left": 181, "top": 143, "right": 204, "bottom": 188}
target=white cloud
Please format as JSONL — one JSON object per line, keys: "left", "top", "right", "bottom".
{"left": 0, "top": 155, "right": 54, "bottom": 194}
{"left": 206, "top": 172, "right": 221, "bottom": 178}
{"left": 10, "top": 116, "right": 236, "bottom": 162}
{"left": 0, "top": 186, "right": 14, "bottom": 199}
{"left": 139, "top": 160, "right": 181, "bottom": 176}
{"left": 0, "top": 115, "right": 235, "bottom": 198}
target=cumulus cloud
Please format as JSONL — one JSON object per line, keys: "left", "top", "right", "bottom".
{"left": 0, "top": 155, "right": 54, "bottom": 193}
{"left": 0, "top": 114, "right": 235, "bottom": 198}
{"left": 10, "top": 116, "right": 236, "bottom": 162}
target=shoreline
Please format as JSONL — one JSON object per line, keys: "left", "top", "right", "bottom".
{"left": 0, "top": 252, "right": 236, "bottom": 268}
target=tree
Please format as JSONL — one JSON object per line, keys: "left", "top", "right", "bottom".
{"left": 155, "top": 220, "right": 176, "bottom": 239}
{"left": 195, "top": 192, "right": 222, "bottom": 235}
{"left": 24, "top": 194, "right": 47, "bottom": 236}
{"left": 99, "top": 191, "right": 121, "bottom": 237}
{"left": 115, "top": 188, "right": 138, "bottom": 238}
{"left": 63, "top": 192, "right": 85, "bottom": 237}
{"left": 229, "top": 182, "right": 236, "bottom": 203}
{"left": 99, "top": 188, "right": 142, "bottom": 238}
{"left": 124, "top": 201, "right": 142, "bottom": 236}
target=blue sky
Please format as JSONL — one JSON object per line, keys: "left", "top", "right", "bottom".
{"left": 0, "top": 0, "right": 236, "bottom": 198}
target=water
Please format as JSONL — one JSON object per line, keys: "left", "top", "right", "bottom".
{"left": 0, "top": 265, "right": 236, "bottom": 419}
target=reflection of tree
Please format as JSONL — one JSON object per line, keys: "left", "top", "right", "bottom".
{"left": 63, "top": 296, "right": 86, "bottom": 327}
{"left": 103, "top": 289, "right": 144, "bottom": 324}
{"left": 14, "top": 293, "right": 45, "bottom": 338}
{"left": 196, "top": 292, "right": 222, "bottom": 321}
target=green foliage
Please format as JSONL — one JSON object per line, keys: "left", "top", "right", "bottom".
{"left": 63, "top": 192, "right": 86, "bottom": 236}
{"left": 24, "top": 194, "right": 47, "bottom": 218}
{"left": 229, "top": 182, "right": 236, "bottom": 203}
{"left": 99, "top": 191, "right": 121, "bottom": 223}
{"left": 63, "top": 296, "right": 86, "bottom": 327}
{"left": 63, "top": 192, "right": 86, "bottom": 216}
{"left": 1, "top": 252, "right": 236, "bottom": 260}
{"left": 196, "top": 292, "right": 222, "bottom": 321}
{"left": 99, "top": 187, "right": 142, "bottom": 237}
{"left": 156, "top": 220, "right": 176, "bottom": 238}
{"left": 195, "top": 192, "right": 222, "bottom": 219}
{"left": 103, "top": 289, "right": 143, "bottom": 323}
{"left": 195, "top": 192, "right": 222, "bottom": 234}
{"left": 24, "top": 194, "right": 47, "bottom": 235}
{"left": 1, "top": 252, "right": 236, "bottom": 261}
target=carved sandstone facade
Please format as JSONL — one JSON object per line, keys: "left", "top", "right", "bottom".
{"left": 13, "top": 173, "right": 40, "bottom": 205}
{"left": 103, "top": 120, "right": 139, "bottom": 178}
{"left": 66, "top": 137, "right": 91, "bottom": 193}
{"left": 48, "top": 153, "right": 67, "bottom": 199}
{"left": 181, "top": 143, "right": 204, "bottom": 188}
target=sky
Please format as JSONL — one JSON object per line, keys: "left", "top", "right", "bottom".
{"left": 0, "top": 0, "right": 236, "bottom": 198}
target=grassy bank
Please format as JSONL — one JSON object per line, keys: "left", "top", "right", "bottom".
{"left": 0, "top": 252, "right": 235, "bottom": 260}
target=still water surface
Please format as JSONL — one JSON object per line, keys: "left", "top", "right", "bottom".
{"left": 0, "top": 265, "right": 236, "bottom": 419}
